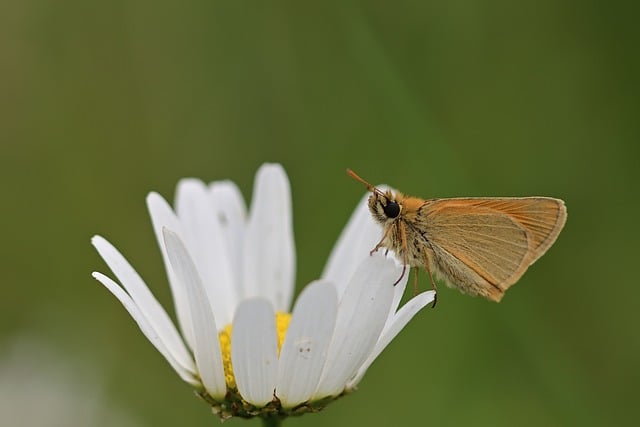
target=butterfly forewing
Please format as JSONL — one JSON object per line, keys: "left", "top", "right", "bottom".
{"left": 419, "top": 197, "right": 566, "bottom": 292}
{"left": 482, "top": 198, "right": 567, "bottom": 257}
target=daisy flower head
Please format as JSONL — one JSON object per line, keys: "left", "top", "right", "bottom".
{"left": 92, "top": 164, "right": 435, "bottom": 421}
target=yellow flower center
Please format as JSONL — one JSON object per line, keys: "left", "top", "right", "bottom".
{"left": 218, "top": 311, "right": 292, "bottom": 390}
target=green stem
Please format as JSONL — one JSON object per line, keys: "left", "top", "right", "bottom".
{"left": 261, "top": 416, "right": 282, "bottom": 427}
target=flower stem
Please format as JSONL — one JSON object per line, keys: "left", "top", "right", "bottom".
{"left": 262, "top": 416, "right": 282, "bottom": 427}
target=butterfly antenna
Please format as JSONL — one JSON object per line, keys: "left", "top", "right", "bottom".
{"left": 346, "top": 169, "right": 384, "bottom": 196}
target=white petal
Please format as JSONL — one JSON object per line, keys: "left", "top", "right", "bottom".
{"left": 386, "top": 265, "right": 410, "bottom": 328}
{"left": 232, "top": 298, "right": 277, "bottom": 406}
{"left": 175, "top": 179, "right": 236, "bottom": 326}
{"left": 314, "top": 253, "right": 397, "bottom": 398}
{"left": 146, "top": 192, "right": 194, "bottom": 349}
{"left": 91, "top": 272, "right": 199, "bottom": 386}
{"left": 321, "top": 192, "right": 383, "bottom": 298}
{"left": 163, "top": 229, "right": 227, "bottom": 399}
{"left": 242, "top": 164, "right": 295, "bottom": 311}
{"left": 347, "top": 290, "right": 436, "bottom": 388}
{"left": 209, "top": 180, "right": 247, "bottom": 293}
{"left": 276, "top": 281, "right": 337, "bottom": 408}
{"left": 91, "top": 236, "right": 195, "bottom": 374}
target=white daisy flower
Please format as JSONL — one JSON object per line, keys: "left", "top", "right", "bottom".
{"left": 92, "top": 163, "right": 435, "bottom": 421}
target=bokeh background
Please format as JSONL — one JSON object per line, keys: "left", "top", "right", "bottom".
{"left": 2, "top": 1, "right": 638, "bottom": 426}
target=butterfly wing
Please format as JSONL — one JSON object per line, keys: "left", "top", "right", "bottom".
{"left": 418, "top": 197, "right": 566, "bottom": 301}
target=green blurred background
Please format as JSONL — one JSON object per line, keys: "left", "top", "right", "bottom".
{"left": 2, "top": 1, "right": 638, "bottom": 426}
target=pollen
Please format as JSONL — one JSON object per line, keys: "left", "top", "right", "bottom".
{"left": 218, "top": 311, "right": 292, "bottom": 390}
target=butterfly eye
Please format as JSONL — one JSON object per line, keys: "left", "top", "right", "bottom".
{"left": 383, "top": 201, "right": 400, "bottom": 218}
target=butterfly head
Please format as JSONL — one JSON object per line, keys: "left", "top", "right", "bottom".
{"left": 347, "top": 169, "right": 402, "bottom": 225}
{"left": 368, "top": 190, "right": 402, "bottom": 225}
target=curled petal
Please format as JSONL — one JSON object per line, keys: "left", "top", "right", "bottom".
{"left": 163, "top": 229, "right": 227, "bottom": 399}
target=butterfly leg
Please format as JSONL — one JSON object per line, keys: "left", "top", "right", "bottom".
{"left": 391, "top": 222, "right": 409, "bottom": 286}
{"left": 423, "top": 253, "right": 438, "bottom": 308}
{"left": 370, "top": 224, "right": 394, "bottom": 256}
{"left": 412, "top": 267, "right": 419, "bottom": 296}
